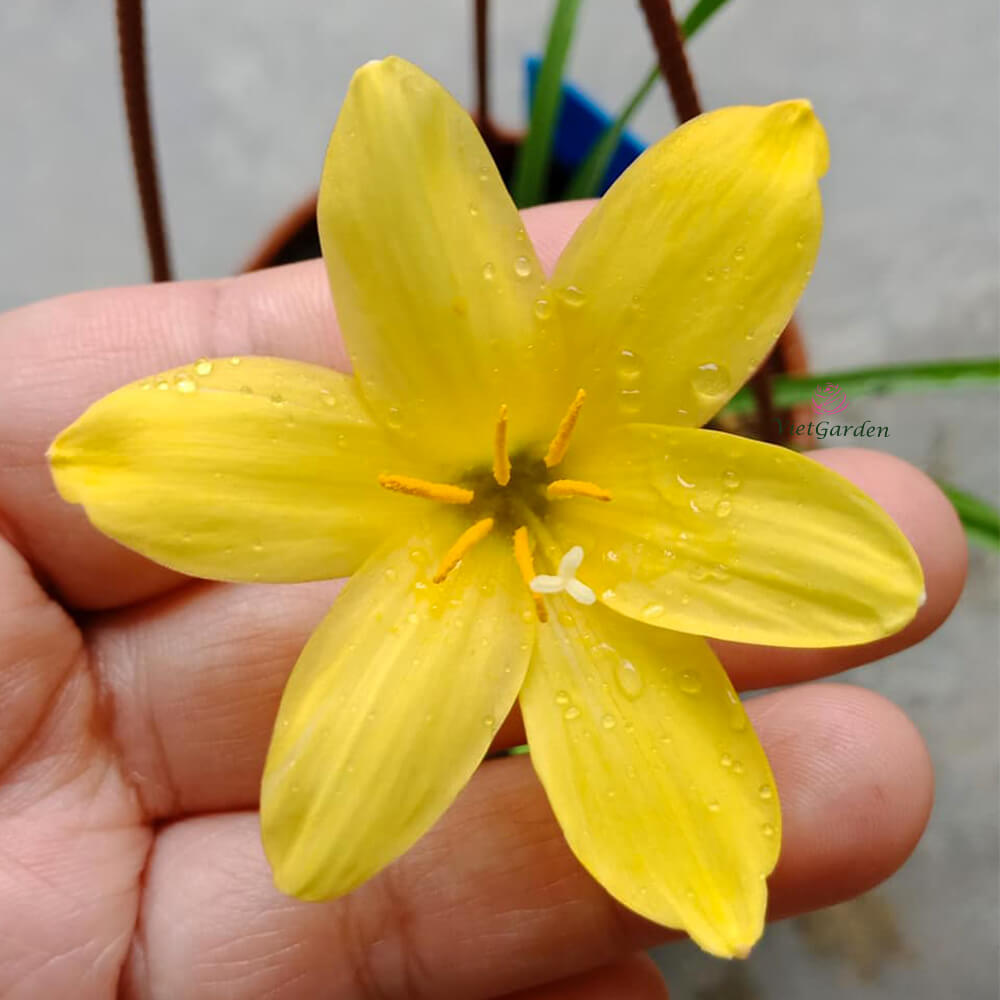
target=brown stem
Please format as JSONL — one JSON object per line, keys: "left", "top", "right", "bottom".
{"left": 636, "top": 0, "right": 701, "bottom": 122}
{"left": 115, "top": 0, "right": 172, "bottom": 282}
{"left": 474, "top": 0, "right": 496, "bottom": 144}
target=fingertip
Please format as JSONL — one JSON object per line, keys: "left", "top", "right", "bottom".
{"left": 521, "top": 201, "right": 597, "bottom": 275}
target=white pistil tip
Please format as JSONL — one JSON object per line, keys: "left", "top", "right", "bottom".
{"left": 530, "top": 547, "right": 595, "bottom": 606}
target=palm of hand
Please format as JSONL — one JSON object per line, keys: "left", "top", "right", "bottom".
{"left": 0, "top": 204, "right": 964, "bottom": 1000}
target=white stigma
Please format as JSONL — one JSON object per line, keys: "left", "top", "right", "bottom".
{"left": 529, "top": 545, "right": 597, "bottom": 606}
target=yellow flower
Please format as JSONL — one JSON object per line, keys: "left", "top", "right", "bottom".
{"left": 47, "top": 57, "right": 922, "bottom": 958}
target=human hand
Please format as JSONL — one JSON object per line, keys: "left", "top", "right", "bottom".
{"left": 0, "top": 202, "right": 966, "bottom": 999}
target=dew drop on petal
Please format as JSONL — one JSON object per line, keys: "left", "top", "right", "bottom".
{"left": 554, "top": 690, "right": 571, "bottom": 706}
{"left": 155, "top": 378, "right": 169, "bottom": 391}
{"left": 270, "top": 392, "right": 284, "bottom": 405}
{"left": 386, "top": 407, "right": 403, "bottom": 430}
{"left": 720, "top": 753, "right": 733, "bottom": 768}
{"left": 615, "top": 658, "right": 643, "bottom": 699}
{"left": 640, "top": 603, "right": 665, "bottom": 620}
{"left": 707, "top": 800, "right": 721, "bottom": 813}
{"left": 678, "top": 671, "right": 703, "bottom": 695}
{"left": 175, "top": 374, "right": 196, "bottom": 393}
{"left": 692, "top": 362, "right": 732, "bottom": 398}
{"left": 723, "top": 469, "right": 741, "bottom": 490}
{"left": 759, "top": 784, "right": 773, "bottom": 800}
{"left": 482, "top": 262, "right": 496, "bottom": 281}
{"left": 601, "top": 714, "right": 616, "bottom": 730}
{"left": 557, "top": 285, "right": 586, "bottom": 308}
{"left": 534, "top": 298, "right": 552, "bottom": 320}
{"left": 482, "top": 715, "right": 495, "bottom": 729}
{"left": 715, "top": 498, "right": 733, "bottom": 518}
{"left": 617, "top": 349, "right": 641, "bottom": 382}
{"left": 228, "top": 356, "right": 242, "bottom": 366}
{"left": 194, "top": 358, "right": 214, "bottom": 376}
{"left": 513, "top": 256, "right": 532, "bottom": 278}
{"left": 762, "top": 822, "right": 776, "bottom": 838}
{"left": 563, "top": 706, "right": 581, "bottom": 721}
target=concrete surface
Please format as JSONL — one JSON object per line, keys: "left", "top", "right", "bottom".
{"left": 1, "top": 0, "right": 997, "bottom": 996}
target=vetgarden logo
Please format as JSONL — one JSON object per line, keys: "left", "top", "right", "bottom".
{"left": 770, "top": 382, "right": 890, "bottom": 440}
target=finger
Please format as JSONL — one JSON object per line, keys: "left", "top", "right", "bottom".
{"left": 121, "top": 684, "right": 931, "bottom": 1000}
{"left": 0, "top": 202, "right": 596, "bottom": 610}
{"left": 501, "top": 953, "right": 668, "bottom": 1000}
{"left": 89, "top": 449, "right": 960, "bottom": 818}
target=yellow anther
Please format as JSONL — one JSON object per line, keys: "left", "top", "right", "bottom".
{"left": 378, "top": 474, "right": 474, "bottom": 505}
{"left": 493, "top": 404, "right": 511, "bottom": 486}
{"left": 433, "top": 518, "right": 495, "bottom": 583}
{"left": 513, "top": 526, "right": 548, "bottom": 622}
{"left": 543, "top": 388, "right": 587, "bottom": 468}
{"left": 547, "top": 479, "right": 613, "bottom": 502}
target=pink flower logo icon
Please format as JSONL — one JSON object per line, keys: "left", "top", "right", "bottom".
{"left": 811, "top": 382, "right": 848, "bottom": 416}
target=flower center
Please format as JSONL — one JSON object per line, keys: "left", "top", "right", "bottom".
{"left": 376, "top": 389, "right": 612, "bottom": 621}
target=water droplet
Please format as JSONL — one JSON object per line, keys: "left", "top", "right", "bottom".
{"left": 795, "top": 235, "right": 805, "bottom": 250}
{"left": 468, "top": 203, "right": 479, "bottom": 216}
{"left": 689, "top": 564, "right": 709, "bottom": 582}
{"left": 557, "top": 285, "right": 586, "bottom": 308}
{"left": 384, "top": 568, "right": 397, "bottom": 581}
{"left": 759, "top": 784, "right": 773, "bottom": 800}
{"left": 240, "top": 385, "right": 253, "bottom": 394}
{"left": 617, "top": 349, "right": 641, "bottom": 382}
{"left": 228, "top": 356, "right": 242, "bottom": 366}
{"left": 707, "top": 800, "right": 721, "bottom": 813}
{"left": 386, "top": 406, "right": 402, "bottom": 430}
{"left": 175, "top": 374, "right": 196, "bottom": 393}
{"left": 762, "top": 822, "right": 776, "bottom": 838}
{"left": 194, "top": 358, "right": 213, "bottom": 376}
{"left": 554, "top": 690, "right": 571, "bottom": 706}
{"left": 676, "top": 473, "right": 695, "bottom": 489}
{"left": 251, "top": 542, "right": 262, "bottom": 553}
{"left": 732, "top": 760, "right": 745, "bottom": 775}
{"left": 618, "top": 387, "right": 641, "bottom": 415}
{"left": 409, "top": 548, "right": 428, "bottom": 565}
{"left": 270, "top": 392, "right": 284, "bottom": 405}
{"left": 678, "top": 671, "right": 703, "bottom": 695}
{"left": 715, "top": 499, "right": 733, "bottom": 518}
{"left": 692, "top": 362, "right": 732, "bottom": 398}
{"left": 722, "top": 469, "right": 741, "bottom": 490}
{"left": 557, "top": 611, "right": 575, "bottom": 627}
{"left": 513, "top": 256, "right": 532, "bottom": 278}
{"left": 155, "top": 378, "right": 169, "bottom": 391}
{"left": 720, "top": 752, "right": 733, "bottom": 768}
{"left": 482, "top": 262, "right": 496, "bottom": 281}
{"left": 406, "top": 611, "right": 419, "bottom": 624}
{"left": 601, "top": 714, "right": 616, "bottom": 730}
{"left": 563, "top": 706, "right": 581, "bottom": 721}
{"left": 320, "top": 389, "right": 336, "bottom": 407}
{"left": 534, "top": 298, "right": 552, "bottom": 320}
{"left": 482, "top": 714, "right": 495, "bottom": 729}
{"left": 734, "top": 246, "right": 746, "bottom": 261}
{"left": 705, "top": 268, "right": 716, "bottom": 282}
{"left": 640, "top": 603, "right": 665, "bottom": 620}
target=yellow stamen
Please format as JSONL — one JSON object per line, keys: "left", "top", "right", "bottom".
{"left": 547, "top": 479, "right": 613, "bottom": 502}
{"left": 513, "top": 526, "right": 548, "bottom": 622}
{"left": 543, "top": 388, "right": 586, "bottom": 468}
{"left": 432, "top": 518, "right": 495, "bottom": 583}
{"left": 493, "top": 404, "right": 511, "bottom": 486}
{"left": 378, "top": 474, "right": 474, "bottom": 505}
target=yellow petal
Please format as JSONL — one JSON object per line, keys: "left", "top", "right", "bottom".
{"left": 49, "top": 357, "right": 419, "bottom": 582}
{"left": 521, "top": 598, "right": 778, "bottom": 958}
{"left": 549, "top": 424, "right": 923, "bottom": 647}
{"left": 319, "top": 57, "right": 570, "bottom": 471}
{"left": 261, "top": 518, "right": 533, "bottom": 898}
{"left": 551, "top": 102, "right": 827, "bottom": 434}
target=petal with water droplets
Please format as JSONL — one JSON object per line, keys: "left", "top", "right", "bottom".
{"left": 548, "top": 424, "right": 923, "bottom": 647}
{"left": 520, "top": 599, "right": 778, "bottom": 958}
{"left": 262, "top": 517, "right": 534, "bottom": 899}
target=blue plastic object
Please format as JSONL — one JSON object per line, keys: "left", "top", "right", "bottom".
{"left": 525, "top": 55, "right": 647, "bottom": 195}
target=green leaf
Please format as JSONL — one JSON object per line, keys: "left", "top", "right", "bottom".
{"left": 722, "top": 358, "right": 1000, "bottom": 416}
{"left": 937, "top": 481, "right": 1000, "bottom": 551}
{"left": 511, "top": 0, "right": 584, "bottom": 208}
{"left": 564, "top": 0, "right": 735, "bottom": 200}
{"left": 682, "top": 0, "right": 734, "bottom": 38}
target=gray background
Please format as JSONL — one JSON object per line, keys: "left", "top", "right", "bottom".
{"left": 1, "top": 1, "right": 998, "bottom": 996}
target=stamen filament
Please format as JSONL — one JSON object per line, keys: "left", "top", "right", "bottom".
{"left": 493, "top": 404, "right": 511, "bottom": 486}
{"left": 513, "top": 526, "right": 548, "bottom": 622}
{"left": 378, "top": 474, "right": 474, "bottom": 505}
{"left": 432, "top": 518, "right": 495, "bottom": 583}
{"left": 543, "top": 389, "right": 586, "bottom": 468}
{"left": 547, "top": 479, "right": 613, "bottom": 502}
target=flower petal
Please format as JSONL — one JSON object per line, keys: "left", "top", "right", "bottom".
{"left": 521, "top": 599, "right": 778, "bottom": 958}
{"left": 550, "top": 425, "right": 923, "bottom": 647}
{"left": 48, "top": 357, "right": 417, "bottom": 582}
{"left": 551, "top": 102, "right": 827, "bottom": 433}
{"left": 319, "top": 57, "right": 569, "bottom": 470}
{"left": 261, "top": 518, "right": 533, "bottom": 898}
